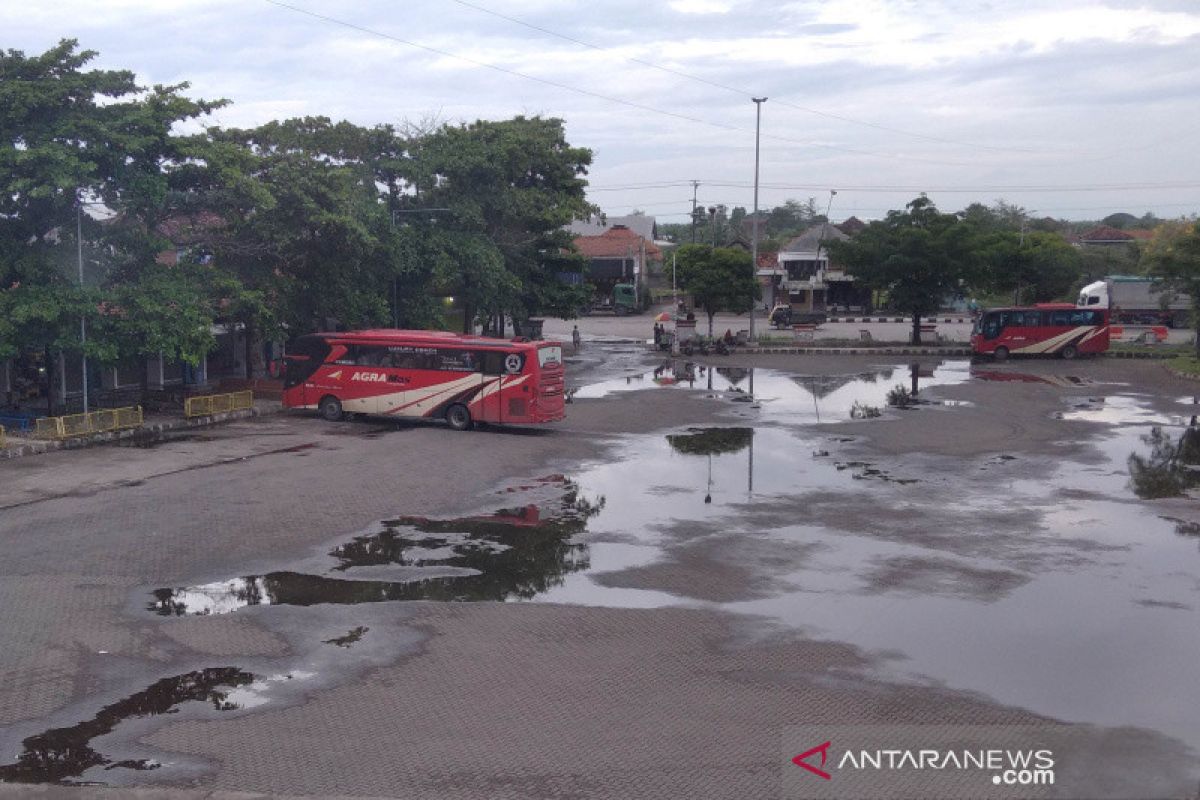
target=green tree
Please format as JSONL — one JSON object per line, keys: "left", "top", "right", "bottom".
{"left": 411, "top": 116, "right": 593, "bottom": 333}
{"left": 979, "top": 230, "right": 1081, "bottom": 304}
{"left": 671, "top": 245, "right": 757, "bottom": 336}
{"left": 1142, "top": 220, "right": 1200, "bottom": 356}
{"left": 0, "top": 40, "right": 226, "bottom": 407}
{"left": 829, "top": 196, "right": 979, "bottom": 344}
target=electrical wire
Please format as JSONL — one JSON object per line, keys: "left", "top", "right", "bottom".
{"left": 262, "top": 0, "right": 979, "bottom": 167}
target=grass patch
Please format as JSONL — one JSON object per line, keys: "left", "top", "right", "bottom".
{"left": 1166, "top": 354, "right": 1200, "bottom": 377}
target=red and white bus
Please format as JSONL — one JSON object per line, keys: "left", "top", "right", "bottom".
{"left": 971, "top": 303, "right": 1110, "bottom": 361}
{"left": 282, "top": 329, "right": 565, "bottom": 430}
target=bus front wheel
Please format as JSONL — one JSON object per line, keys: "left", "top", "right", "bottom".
{"left": 1060, "top": 344, "right": 1078, "bottom": 360}
{"left": 993, "top": 346, "right": 1009, "bottom": 362}
{"left": 446, "top": 404, "right": 473, "bottom": 431}
{"left": 318, "top": 395, "right": 344, "bottom": 422}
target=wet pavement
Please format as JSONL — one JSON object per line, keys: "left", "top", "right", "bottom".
{"left": 3, "top": 350, "right": 1200, "bottom": 796}
{"left": 115, "top": 364, "right": 1200, "bottom": 762}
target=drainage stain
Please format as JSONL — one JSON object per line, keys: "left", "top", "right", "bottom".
{"left": 0, "top": 667, "right": 252, "bottom": 784}
{"left": 323, "top": 626, "right": 369, "bottom": 648}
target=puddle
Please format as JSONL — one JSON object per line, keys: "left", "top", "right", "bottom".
{"left": 150, "top": 482, "right": 604, "bottom": 615}
{"left": 125, "top": 387, "right": 1200, "bottom": 763}
{"left": 0, "top": 667, "right": 252, "bottom": 784}
{"left": 525, "top": 398, "right": 1200, "bottom": 754}
{"left": 1128, "top": 423, "right": 1200, "bottom": 499}
{"left": 572, "top": 360, "right": 973, "bottom": 423}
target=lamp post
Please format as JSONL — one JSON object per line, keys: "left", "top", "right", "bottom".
{"left": 812, "top": 189, "right": 837, "bottom": 309}
{"left": 391, "top": 207, "right": 451, "bottom": 328}
{"left": 750, "top": 97, "right": 766, "bottom": 342}
{"left": 76, "top": 193, "right": 88, "bottom": 413}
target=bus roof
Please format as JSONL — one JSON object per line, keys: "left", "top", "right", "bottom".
{"left": 309, "top": 329, "right": 560, "bottom": 349}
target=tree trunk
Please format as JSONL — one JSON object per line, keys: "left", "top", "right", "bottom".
{"left": 707, "top": 310, "right": 715, "bottom": 338}
{"left": 462, "top": 303, "right": 473, "bottom": 334}
{"left": 911, "top": 314, "right": 922, "bottom": 345}
{"left": 1193, "top": 300, "right": 1200, "bottom": 358}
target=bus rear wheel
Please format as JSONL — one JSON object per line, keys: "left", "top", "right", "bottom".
{"left": 446, "top": 403, "right": 473, "bottom": 431}
{"left": 992, "top": 346, "right": 1009, "bottom": 362}
{"left": 1060, "top": 344, "right": 1078, "bottom": 360}
{"left": 318, "top": 395, "right": 344, "bottom": 422}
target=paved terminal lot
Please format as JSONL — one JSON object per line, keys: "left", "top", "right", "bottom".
{"left": 1, "top": 350, "right": 1199, "bottom": 799}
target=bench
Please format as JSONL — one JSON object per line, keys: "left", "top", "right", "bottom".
{"left": 793, "top": 323, "right": 817, "bottom": 341}
{"left": 912, "top": 323, "right": 938, "bottom": 344}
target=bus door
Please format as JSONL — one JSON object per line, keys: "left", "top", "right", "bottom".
{"left": 480, "top": 351, "right": 510, "bottom": 423}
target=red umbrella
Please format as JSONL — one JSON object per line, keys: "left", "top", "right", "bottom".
{"left": 654, "top": 311, "right": 673, "bottom": 322}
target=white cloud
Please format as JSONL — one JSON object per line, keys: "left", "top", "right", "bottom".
{"left": 668, "top": 0, "right": 734, "bottom": 14}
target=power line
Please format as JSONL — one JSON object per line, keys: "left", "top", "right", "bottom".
{"left": 262, "top": 0, "right": 976, "bottom": 167}
{"left": 446, "top": 0, "right": 1044, "bottom": 156}
{"left": 589, "top": 179, "right": 1200, "bottom": 194}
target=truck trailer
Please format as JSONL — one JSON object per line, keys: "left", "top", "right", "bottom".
{"left": 1077, "top": 276, "right": 1191, "bottom": 328}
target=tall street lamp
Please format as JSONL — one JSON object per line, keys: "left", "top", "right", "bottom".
{"left": 750, "top": 97, "right": 767, "bottom": 342}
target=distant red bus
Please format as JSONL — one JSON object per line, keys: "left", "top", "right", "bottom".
{"left": 282, "top": 330, "right": 565, "bottom": 430}
{"left": 971, "top": 304, "right": 1110, "bottom": 361}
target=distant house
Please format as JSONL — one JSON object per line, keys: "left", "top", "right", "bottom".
{"left": 762, "top": 224, "right": 871, "bottom": 312}
{"left": 571, "top": 225, "right": 662, "bottom": 301}
{"left": 567, "top": 214, "right": 658, "bottom": 243}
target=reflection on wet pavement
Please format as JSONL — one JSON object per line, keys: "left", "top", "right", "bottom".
{"left": 527, "top": 391, "right": 1200, "bottom": 753}
{"left": 572, "top": 360, "right": 973, "bottom": 422}
{"left": 0, "top": 668, "right": 252, "bottom": 784}
{"left": 150, "top": 481, "right": 603, "bottom": 615}
{"left": 1128, "top": 423, "right": 1200, "bottom": 499}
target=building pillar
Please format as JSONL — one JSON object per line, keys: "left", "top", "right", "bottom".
{"left": 57, "top": 353, "right": 67, "bottom": 404}
{"left": 147, "top": 353, "right": 166, "bottom": 389}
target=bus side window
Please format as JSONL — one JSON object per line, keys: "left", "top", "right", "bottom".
{"left": 481, "top": 352, "right": 507, "bottom": 376}
{"left": 392, "top": 352, "right": 435, "bottom": 370}
{"left": 353, "top": 346, "right": 390, "bottom": 367}
{"left": 1069, "top": 310, "right": 1090, "bottom": 326}
{"left": 1022, "top": 311, "right": 1041, "bottom": 327}
{"left": 1049, "top": 310, "right": 1070, "bottom": 326}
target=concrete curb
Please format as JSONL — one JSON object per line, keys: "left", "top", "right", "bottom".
{"left": 825, "top": 316, "right": 970, "bottom": 324}
{"left": 0, "top": 404, "right": 282, "bottom": 461}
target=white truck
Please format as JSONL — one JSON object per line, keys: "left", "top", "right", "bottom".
{"left": 1077, "top": 276, "right": 1191, "bottom": 328}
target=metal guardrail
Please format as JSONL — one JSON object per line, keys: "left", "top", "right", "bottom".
{"left": 183, "top": 390, "right": 254, "bottom": 418}
{"left": 35, "top": 406, "right": 143, "bottom": 439}
{"left": 0, "top": 425, "right": 5, "bottom": 449}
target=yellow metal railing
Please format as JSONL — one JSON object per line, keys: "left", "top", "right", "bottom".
{"left": 184, "top": 390, "right": 254, "bottom": 418}
{"left": 0, "top": 424, "right": 5, "bottom": 449}
{"left": 36, "top": 406, "right": 144, "bottom": 440}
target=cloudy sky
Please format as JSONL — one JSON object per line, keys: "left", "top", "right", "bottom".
{"left": 6, "top": 0, "right": 1199, "bottom": 224}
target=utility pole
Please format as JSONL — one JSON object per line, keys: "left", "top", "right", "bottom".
{"left": 690, "top": 180, "right": 700, "bottom": 244}
{"left": 750, "top": 97, "right": 767, "bottom": 342}
{"left": 76, "top": 192, "right": 88, "bottom": 414}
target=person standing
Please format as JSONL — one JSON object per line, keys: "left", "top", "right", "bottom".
{"left": 572, "top": 325, "right": 581, "bottom": 351}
